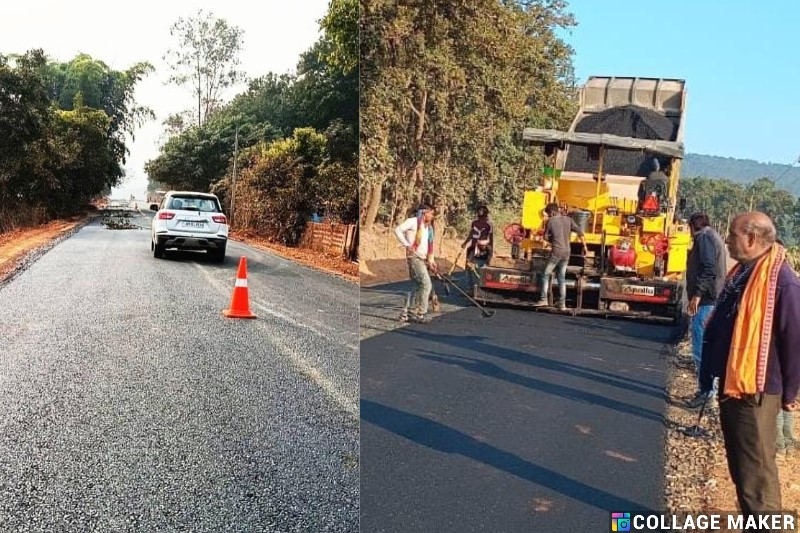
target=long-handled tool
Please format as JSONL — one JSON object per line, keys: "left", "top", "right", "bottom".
{"left": 447, "top": 247, "right": 466, "bottom": 276}
{"left": 681, "top": 395, "right": 710, "bottom": 438}
{"left": 434, "top": 272, "right": 495, "bottom": 318}
{"left": 440, "top": 248, "right": 465, "bottom": 297}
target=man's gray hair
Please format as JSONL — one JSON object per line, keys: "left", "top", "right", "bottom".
{"left": 741, "top": 216, "right": 777, "bottom": 245}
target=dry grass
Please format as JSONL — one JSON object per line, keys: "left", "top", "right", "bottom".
{"left": 230, "top": 229, "right": 358, "bottom": 283}
{"left": 0, "top": 215, "right": 87, "bottom": 282}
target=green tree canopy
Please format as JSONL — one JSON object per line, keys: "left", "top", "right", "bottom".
{"left": 0, "top": 50, "right": 151, "bottom": 225}
{"left": 360, "top": 0, "right": 577, "bottom": 229}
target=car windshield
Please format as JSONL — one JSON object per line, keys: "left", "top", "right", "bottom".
{"left": 169, "top": 196, "right": 220, "bottom": 212}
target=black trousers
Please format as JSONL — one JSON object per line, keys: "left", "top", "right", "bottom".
{"left": 719, "top": 393, "right": 782, "bottom": 518}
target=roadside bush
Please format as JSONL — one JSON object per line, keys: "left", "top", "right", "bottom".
{"left": 0, "top": 205, "right": 50, "bottom": 233}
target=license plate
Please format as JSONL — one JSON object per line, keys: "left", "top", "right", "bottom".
{"left": 621, "top": 285, "right": 655, "bottom": 296}
{"left": 182, "top": 221, "right": 205, "bottom": 229}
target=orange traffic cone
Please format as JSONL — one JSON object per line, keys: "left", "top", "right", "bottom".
{"left": 223, "top": 256, "right": 257, "bottom": 319}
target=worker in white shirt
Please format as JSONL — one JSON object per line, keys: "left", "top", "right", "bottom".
{"left": 394, "top": 204, "right": 438, "bottom": 323}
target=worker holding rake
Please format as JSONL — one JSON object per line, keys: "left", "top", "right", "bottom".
{"left": 395, "top": 204, "right": 438, "bottom": 324}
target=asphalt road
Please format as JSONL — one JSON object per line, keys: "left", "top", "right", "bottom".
{"left": 0, "top": 212, "right": 359, "bottom": 532}
{"left": 361, "top": 279, "right": 679, "bottom": 533}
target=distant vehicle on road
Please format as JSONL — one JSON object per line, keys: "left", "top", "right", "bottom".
{"left": 107, "top": 198, "right": 130, "bottom": 210}
{"left": 147, "top": 190, "right": 166, "bottom": 205}
{"left": 150, "top": 191, "right": 228, "bottom": 262}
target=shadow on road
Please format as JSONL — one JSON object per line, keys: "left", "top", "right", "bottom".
{"left": 361, "top": 301, "right": 672, "bottom": 530}
{"left": 398, "top": 326, "right": 666, "bottom": 400}
{"left": 417, "top": 350, "right": 663, "bottom": 422}
{"left": 361, "top": 399, "right": 653, "bottom": 512}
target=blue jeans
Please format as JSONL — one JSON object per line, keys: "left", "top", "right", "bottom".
{"left": 692, "top": 304, "right": 716, "bottom": 394}
{"left": 540, "top": 257, "right": 568, "bottom": 304}
{"left": 777, "top": 410, "right": 797, "bottom": 451}
{"left": 467, "top": 257, "right": 488, "bottom": 286}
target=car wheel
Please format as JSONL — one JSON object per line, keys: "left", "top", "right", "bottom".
{"left": 153, "top": 242, "right": 165, "bottom": 258}
{"left": 212, "top": 245, "right": 226, "bottom": 263}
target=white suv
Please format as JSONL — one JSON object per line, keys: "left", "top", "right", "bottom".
{"left": 150, "top": 191, "right": 228, "bottom": 262}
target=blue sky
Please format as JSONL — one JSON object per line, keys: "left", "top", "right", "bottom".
{"left": 561, "top": 1, "right": 798, "bottom": 164}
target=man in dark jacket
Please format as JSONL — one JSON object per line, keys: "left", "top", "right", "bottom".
{"left": 699, "top": 211, "right": 800, "bottom": 517}
{"left": 637, "top": 158, "right": 669, "bottom": 212}
{"left": 684, "top": 212, "right": 727, "bottom": 408}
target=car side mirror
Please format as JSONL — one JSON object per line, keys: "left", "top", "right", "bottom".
{"left": 679, "top": 197, "right": 687, "bottom": 211}
{"left": 150, "top": 204, "right": 159, "bottom": 211}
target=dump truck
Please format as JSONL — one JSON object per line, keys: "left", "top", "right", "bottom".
{"left": 474, "top": 76, "right": 691, "bottom": 322}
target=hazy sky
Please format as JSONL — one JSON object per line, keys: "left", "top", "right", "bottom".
{"left": 563, "top": 0, "right": 800, "bottom": 166}
{"left": 2, "top": 0, "right": 330, "bottom": 200}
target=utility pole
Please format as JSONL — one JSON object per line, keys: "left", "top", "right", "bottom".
{"left": 230, "top": 124, "right": 239, "bottom": 228}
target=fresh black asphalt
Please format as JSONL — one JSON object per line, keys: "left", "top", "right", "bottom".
{"left": 0, "top": 215, "right": 359, "bottom": 532}
{"left": 361, "top": 282, "right": 679, "bottom": 533}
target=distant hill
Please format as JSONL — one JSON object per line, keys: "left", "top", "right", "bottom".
{"left": 683, "top": 154, "right": 800, "bottom": 196}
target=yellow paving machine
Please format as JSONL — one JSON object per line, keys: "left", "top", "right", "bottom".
{"left": 475, "top": 76, "right": 690, "bottom": 322}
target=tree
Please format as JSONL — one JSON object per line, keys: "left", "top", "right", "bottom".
{"left": 1, "top": 50, "right": 151, "bottom": 226}
{"left": 679, "top": 176, "right": 798, "bottom": 243}
{"left": 320, "top": 0, "right": 358, "bottom": 75}
{"left": 45, "top": 54, "right": 155, "bottom": 164}
{"left": 291, "top": 39, "right": 358, "bottom": 133}
{"left": 359, "top": 0, "right": 577, "bottom": 229}
{"left": 0, "top": 50, "right": 54, "bottom": 213}
{"left": 145, "top": 110, "right": 281, "bottom": 192}
{"left": 164, "top": 10, "right": 246, "bottom": 127}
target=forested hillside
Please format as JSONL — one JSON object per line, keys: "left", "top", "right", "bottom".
{"left": 683, "top": 153, "right": 800, "bottom": 196}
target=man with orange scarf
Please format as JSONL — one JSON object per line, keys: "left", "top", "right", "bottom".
{"left": 394, "top": 204, "right": 438, "bottom": 323}
{"left": 700, "top": 212, "right": 800, "bottom": 517}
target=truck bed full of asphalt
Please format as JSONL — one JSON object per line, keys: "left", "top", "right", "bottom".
{"left": 361, "top": 280, "right": 678, "bottom": 533}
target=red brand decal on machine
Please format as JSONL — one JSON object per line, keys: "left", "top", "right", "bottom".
{"left": 608, "top": 284, "right": 670, "bottom": 303}
{"left": 482, "top": 272, "right": 538, "bottom": 292}
{"left": 498, "top": 274, "right": 533, "bottom": 285}
{"left": 621, "top": 285, "right": 655, "bottom": 296}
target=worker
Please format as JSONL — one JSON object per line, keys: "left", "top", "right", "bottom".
{"left": 460, "top": 205, "right": 493, "bottom": 287}
{"left": 394, "top": 204, "right": 438, "bottom": 324}
{"left": 637, "top": 157, "right": 669, "bottom": 213}
{"left": 699, "top": 212, "right": 800, "bottom": 517}
{"left": 533, "top": 203, "right": 588, "bottom": 310}
{"left": 684, "top": 212, "right": 727, "bottom": 409}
